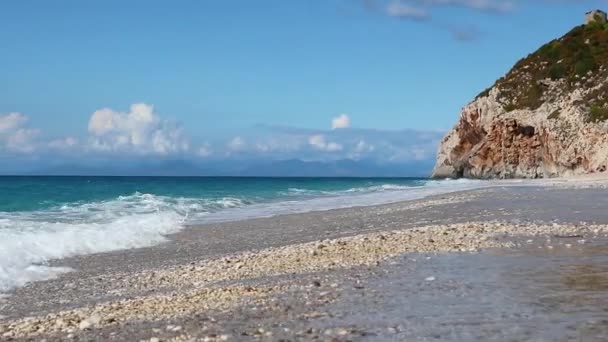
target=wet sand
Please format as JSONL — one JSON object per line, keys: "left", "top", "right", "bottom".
{"left": 2, "top": 185, "right": 608, "bottom": 341}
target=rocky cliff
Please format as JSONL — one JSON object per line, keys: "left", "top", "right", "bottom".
{"left": 432, "top": 12, "right": 608, "bottom": 179}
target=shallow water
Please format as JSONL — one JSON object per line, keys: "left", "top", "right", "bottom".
{"left": 320, "top": 241, "right": 608, "bottom": 341}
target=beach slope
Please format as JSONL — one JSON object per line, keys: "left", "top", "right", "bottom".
{"left": 2, "top": 184, "right": 608, "bottom": 341}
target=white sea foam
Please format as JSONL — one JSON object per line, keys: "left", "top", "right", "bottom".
{"left": 284, "top": 183, "right": 417, "bottom": 196}
{"left": 0, "top": 178, "right": 490, "bottom": 293}
{"left": 197, "top": 178, "right": 490, "bottom": 224}
{"left": 0, "top": 192, "right": 255, "bottom": 292}
{"left": 0, "top": 195, "right": 186, "bottom": 292}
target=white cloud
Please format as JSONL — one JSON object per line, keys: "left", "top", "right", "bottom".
{"left": 348, "top": 140, "right": 376, "bottom": 160}
{"left": 363, "top": 0, "right": 523, "bottom": 41}
{"left": 326, "top": 142, "right": 343, "bottom": 152}
{"left": 227, "top": 136, "right": 246, "bottom": 151}
{"left": 0, "top": 112, "right": 40, "bottom": 153}
{"left": 6, "top": 128, "right": 39, "bottom": 153}
{"left": 331, "top": 114, "right": 351, "bottom": 130}
{"left": 308, "top": 135, "right": 324, "bottom": 148}
{"left": 385, "top": 142, "right": 437, "bottom": 162}
{"left": 423, "top": 0, "right": 514, "bottom": 13}
{"left": 255, "top": 142, "right": 271, "bottom": 152}
{"left": 254, "top": 136, "right": 305, "bottom": 153}
{"left": 411, "top": 147, "right": 430, "bottom": 160}
{"left": 308, "top": 134, "right": 343, "bottom": 152}
{"left": 355, "top": 140, "right": 375, "bottom": 153}
{"left": 198, "top": 144, "right": 213, "bottom": 157}
{"left": 223, "top": 135, "right": 308, "bottom": 156}
{"left": 87, "top": 103, "right": 189, "bottom": 155}
{"left": 260, "top": 124, "right": 443, "bottom": 162}
{"left": 49, "top": 137, "right": 78, "bottom": 150}
{"left": 0, "top": 106, "right": 444, "bottom": 169}
{"left": 386, "top": 2, "right": 429, "bottom": 19}
{"left": 380, "top": 0, "right": 514, "bottom": 16}
{"left": 0, "top": 113, "right": 27, "bottom": 133}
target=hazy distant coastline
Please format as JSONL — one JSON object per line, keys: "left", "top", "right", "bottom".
{"left": 1, "top": 158, "right": 435, "bottom": 178}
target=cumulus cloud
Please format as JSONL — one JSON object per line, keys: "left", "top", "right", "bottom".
{"left": 219, "top": 134, "right": 308, "bottom": 156}
{"left": 6, "top": 128, "right": 39, "bottom": 153}
{"left": 259, "top": 124, "right": 443, "bottom": 162}
{"left": 87, "top": 103, "right": 189, "bottom": 155}
{"left": 227, "top": 136, "right": 246, "bottom": 151}
{"left": 48, "top": 137, "right": 78, "bottom": 150}
{"left": 198, "top": 144, "right": 213, "bottom": 157}
{"left": 255, "top": 135, "right": 306, "bottom": 153}
{"left": 254, "top": 142, "right": 272, "bottom": 152}
{"left": 386, "top": 143, "right": 433, "bottom": 161}
{"left": 0, "top": 112, "right": 40, "bottom": 153}
{"left": 348, "top": 140, "right": 376, "bottom": 160}
{"left": 331, "top": 114, "right": 352, "bottom": 130}
{"left": 308, "top": 134, "right": 344, "bottom": 152}
{"left": 0, "top": 105, "right": 444, "bottom": 170}
{"left": 0, "top": 113, "right": 28, "bottom": 133}
{"left": 1, "top": 104, "right": 192, "bottom": 158}
{"left": 355, "top": 140, "right": 375, "bottom": 153}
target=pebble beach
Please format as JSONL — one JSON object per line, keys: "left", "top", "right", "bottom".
{"left": 2, "top": 183, "right": 608, "bottom": 341}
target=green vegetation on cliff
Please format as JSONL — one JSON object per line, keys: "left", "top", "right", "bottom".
{"left": 477, "top": 17, "right": 608, "bottom": 121}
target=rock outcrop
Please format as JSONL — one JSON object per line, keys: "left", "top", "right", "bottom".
{"left": 432, "top": 11, "right": 608, "bottom": 179}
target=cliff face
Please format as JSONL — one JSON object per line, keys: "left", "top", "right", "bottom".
{"left": 432, "top": 16, "right": 608, "bottom": 179}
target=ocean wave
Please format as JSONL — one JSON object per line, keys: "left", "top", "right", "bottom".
{"left": 283, "top": 184, "right": 411, "bottom": 196}
{"left": 423, "top": 178, "right": 485, "bottom": 187}
{"left": 0, "top": 178, "right": 490, "bottom": 292}
{"left": 0, "top": 193, "right": 252, "bottom": 292}
{"left": 0, "top": 211, "right": 182, "bottom": 292}
{"left": 196, "top": 178, "right": 492, "bottom": 224}
{"left": 283, "top": 182, "right": 424, "bottom": 196}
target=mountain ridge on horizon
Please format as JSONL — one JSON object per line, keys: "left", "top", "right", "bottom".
{"left": 8, "top": 158, "right": 434, "bottom": 178}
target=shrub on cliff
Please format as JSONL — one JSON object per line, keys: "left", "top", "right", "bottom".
{"left": 479, "top": 22, "right": 608, "bottom": 116}
{"left": 588, "top": 105, "right": 608, "bottom": 122}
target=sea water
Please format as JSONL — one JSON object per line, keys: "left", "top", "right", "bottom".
{"left": 0, "top": 176, "right": 486, "bottom": 292}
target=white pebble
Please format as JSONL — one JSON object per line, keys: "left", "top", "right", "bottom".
{"left": 78, "top": 320, "right": 92, "bottom": 330}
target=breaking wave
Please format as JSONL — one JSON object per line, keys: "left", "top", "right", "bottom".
{"left": 0, "top": 178, "right": 488, "bottom": 292}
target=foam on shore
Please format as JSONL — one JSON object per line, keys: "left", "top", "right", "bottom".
{"left": 0, "top": 179, "right": 490, "bottom": 292}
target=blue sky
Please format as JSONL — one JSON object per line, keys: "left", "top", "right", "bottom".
{"left": 0, "top": 0, "right": 605, "bottom": 171}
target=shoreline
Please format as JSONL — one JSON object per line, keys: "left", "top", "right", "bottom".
{"left": 47, "top": 187, "right": 494, "bottom": 281}
{"left": 3, "top": 182, "right": 608, "bottom": 340}
{"left": 0, "top": 175, "right": 602, "bottom": 294}
{"left": 0, "top": 177, "right": 486, "bottom": 295}
{"left": 48, "top": 175, "right": 608, "bottom": 272}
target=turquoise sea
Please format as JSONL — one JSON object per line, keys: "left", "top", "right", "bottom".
{"left": 0, "top": 176, "right": 485, "bottom": 292}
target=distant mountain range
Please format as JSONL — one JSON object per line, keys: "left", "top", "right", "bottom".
{"left": 16, "top": 158, "right": 434, "bottom": 177}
